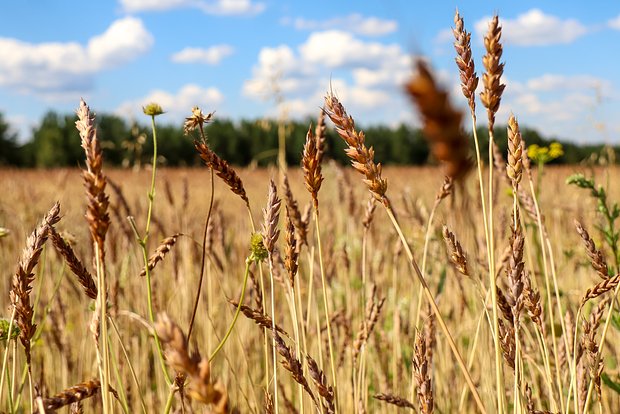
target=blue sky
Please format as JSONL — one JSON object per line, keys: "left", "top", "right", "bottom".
{"left": 1, "top": 0, "right": 619, "bottom": 144}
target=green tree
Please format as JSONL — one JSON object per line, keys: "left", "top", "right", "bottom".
{"left": 0, "top": 113, "right": 20, "bottom": 166}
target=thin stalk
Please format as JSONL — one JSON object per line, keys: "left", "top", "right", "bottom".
{"left": 139, "top": 243, "right": 170, "bottom": 384}
{"left": 314, "top": 210, "right": 338, "bottom": 408}
{"left": 358, "top": 224, "right": 371, "bottom": 410}
{"left": 511, "top": 197, "right": 521, "bottom": 414}
{"left": 305, "top": 248, "right": 315, "bottom": 333}
{"left": 384, "top": 205, "right": 486, "bottom": 414}
{"left": 109, "top": 317, "right": 148, "bottom": 414}
{"left": 95, "top": 247, "right": 112, "bottom": 413}
{"left": 471, "top": 117, "right": 504, "bottom": 413}
{"left": 286, "top": 285, "right": 304, "bottom": 414}
{"left": 137, "top": 114, "right": 172, "bottom": 386}
{"left": 566, "top": 307, "right": 582, "bottom": 414}
{"left": 209, "top": 259, "right": 251, "bottom": 361}
{"left": 415, "top": 200, "right": 440, "bottom": 330}
{"left": 267, "top": 259, "right": 279, "bottom": 414}
{"left": 10, "top": 341, "right": 16, "bottom": 413}
{"left": 243, "top": 208, "right": 271, "bottom": 397}
{"left": 0, "top": 307, "right": 17, "bottom": 405}
{"left": 188, "top": 167, "right": 215, "bottom": 341}
{"left": 525, "top": 175, "right": 565, "bottom": 411}
{"left": 164, "top": 388, "right": 176, "bottom": 414}
{"left": 486, "top": 127, "right": 502, "bottom": 413}
{"left": 144, "top": 115, "right": 158, "bottom": 238}
{"left": 109, "top": 339, "right": 130, "bottom": 414}
{"left": 458, "top": 296, "right": 490, "bottom": 411}
{"left": 582, "top": 282, "right": 620, "bottom": 410}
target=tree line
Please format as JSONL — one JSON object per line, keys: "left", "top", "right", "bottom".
{"left": 0, "top": 110, "right": 617, "bottom": 168}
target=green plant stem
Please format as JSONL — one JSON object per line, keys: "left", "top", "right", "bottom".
{"left": 0, "top": 307, "right": 17, "bottom": 407}
{"left": 109, "top": 337, "right": 130, "bottom": 414}
{"left": 140, "top": 115, "right": 172, "bottom": 387}
{"left": 267, "top": 258, "right": 279, "bottom": 414}
{"left": 164, "top": 388, "right": 176, "bottom": 414}
{"left": 109, "top": 318, "right": 148, "bottom": 414}
{"left": 145, "top": 115, "right": 158, "bottom": 237}
{"left": 209, "top": 259, "right": 251, "bottom": 361}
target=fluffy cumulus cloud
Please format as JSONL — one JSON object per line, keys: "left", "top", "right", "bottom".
{"left": 525, "top": 74, "right": 610, "bottom": 92}
{"left": 242, "top": 45, "right": 318, "bottom": 98}
{"left": 0, "top": 17, "right": 152, "bottom": 98}
{"left": 300, "top": 31, "right": 403, "bottom": 68}
{"left": 115, "top": 84, "right": 224, "bottom": 120}
{"left": 475, "top": 9, "right": 587, "bottom": 46}
{"left": 171, "top": 45, "right": 234, "bottom": 65}
{"left": 486, "top": 73, "right": 612, "bottom": 142}
{"left": 89, "top": 18, "right": 153, "bottom": 68}
{"left": 243, "top": 30, "right": 412, "bottom": 123}
{"left": 282, "top": 14, "right": 398, "bottom": 37}
{"left": 120, "top": 0, "right": 264, "bottom": 16}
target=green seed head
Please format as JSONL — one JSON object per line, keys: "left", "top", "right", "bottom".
{"left": 249, "top": 233, "right": 268, "bottom": 263}
{"left": 0, "top": 319, "right": 20, "bottom": 341}
{"left": 142, "top": 103, "right": 165, "bottom": 117}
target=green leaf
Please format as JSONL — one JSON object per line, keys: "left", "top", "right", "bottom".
{"left": 436, "top": 267, "right": 447, "bottom": 296}
{"left": 602, "top": 373, "right": 620, "bottom": 395}
{"left": 611, "top": 312, "right": 620, "bottom": 332}
{"left": 566, "top": 173, "right": 593, "bottom": 189}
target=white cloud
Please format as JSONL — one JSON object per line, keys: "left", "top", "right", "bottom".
{"left": 475, "top": 9, "right": 587, "bottom": 46}
{"left": 275, "top": 79, "right": 392, "bottom": 122}
{"left": 242, "top": 45, "right": 317, "bottom": 99}
{"left": 171, "top": 45, "right": 234, "bottom": 65}
{"left": 526, "top": 74, "right": 610, "bottom": 92}
{"left": 283, "top": 14, "right": 397, "bottom": 37}
{"left": 243, "top": 31, "right": 410, "bottom": 101}
{"left": 0, "top": 17, "right": 152, "bottom": 98}
{"left": 608, "top": 14, "right": 620, "bottom": 30}
{"left": 120, "top": 0, "right": 265, "bottom": 16}
{"left": 115, "top": 84, "right": 224, "bottom": 121}
{"left": 89, "top": 17, "right": 153, "bottom": 68}
{"left": 511, "top": 91, "right": 596, "bottom": 123}
{"left": 300, "top": 30, "right": 402, "bottom": 69}
{"left": 120, "top": 0, "right": 188, "bottom": 12}
{"left": 198, "top": 0, "right": 264, "bottom": 15}
{"left": 352, "top": 55, "right": 411, "bottom": 88}
{"left": 243, "top": 30, "right": 413, "bottom": 125}
{"left": 483, "top": 72, "right": 614, "bottom": 142}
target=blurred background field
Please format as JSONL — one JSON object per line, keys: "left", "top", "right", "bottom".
{"left": 2, "top": 163, "right": 620, "bottom": 412}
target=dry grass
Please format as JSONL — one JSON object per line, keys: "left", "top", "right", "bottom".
{"left": 1, "top": 163, "right": 619, "bottom": 413}
{"left": 2, "top": 12, "right": 620, "bottom": 414}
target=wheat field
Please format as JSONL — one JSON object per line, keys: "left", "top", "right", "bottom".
{"left": 2, "top": 10, "right": 620, "bottom": 414}
{"left": 1, "top": 159, "right": 620, "bottom": 413}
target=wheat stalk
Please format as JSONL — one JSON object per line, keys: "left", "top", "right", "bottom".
{"left": 10, "top": 202, "right": 61, "bottom": 366}
{"left": 453, "top": 9, "right": 478, "bottom": 115}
